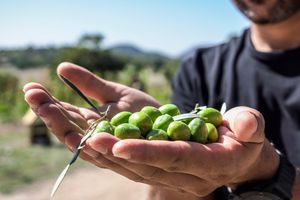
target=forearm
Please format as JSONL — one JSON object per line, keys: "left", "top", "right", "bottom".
{"left": 146, "top": 186, "right": 214, "bottom": 200}
{"left": 292, "top": 167, "right": 300, "bottom": 200}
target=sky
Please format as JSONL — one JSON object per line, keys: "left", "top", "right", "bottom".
{"left": 0, "top": 0, "right": 250, "bottom": 57}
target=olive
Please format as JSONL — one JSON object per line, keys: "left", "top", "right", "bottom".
{"left": 146, "top": 129, "right": 168, "bottom": 140}
{"left": 180, "top": 118, "right": 193, "bottom": 125}
{"left": 110, "top": 111, "right": 132, "bottom": 126}
{"left": 158, "top": 104, "right": 180, "bottom": 116}
{"left": 140, "top": 106, "right": 162, "bottom": 122}
{"left": 197, "top": 107, "right": 223, "bottom": 127}
{"left": 152, "top": 114, "right": 174, "bottom": 132}
{"left": 167, "top": 121, "right": 191, "bottom": 141}
{"left": 188, "top": 118, "right": 208, "bottom": 143}
{"left": 94, "top": 120, "right": 114, "bottom": 135}
{"left": 114, "top": 123, "right": 141, "bottom": 139}
{"left": 206, "top": 123, "right": 219, "bottom": 143}
{"left": 129, "top": 112, "right": 153, "bottom": 137}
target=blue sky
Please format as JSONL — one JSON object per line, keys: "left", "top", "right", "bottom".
{"left": 0, "top": 0, "right": 250, "bottom": 56}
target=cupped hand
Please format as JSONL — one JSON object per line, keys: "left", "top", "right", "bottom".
{"left": 23, "top": 62, "right": 279, "bottom": 199}
{"left": 84, "top": 107, "right": 279, "bottom": 198}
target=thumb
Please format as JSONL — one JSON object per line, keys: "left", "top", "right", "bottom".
{"left": 57, "top": 62, "right": 126, "bottom": 104}
{"left": 223, "top": 106, "right": 265, "bottom": 144}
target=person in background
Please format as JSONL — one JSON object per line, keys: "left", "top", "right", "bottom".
{"left": 23, "top": 0, "right": 300, "bottom": 199}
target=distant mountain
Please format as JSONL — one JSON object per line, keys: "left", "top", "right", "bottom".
{"left": 109, "top": 44, "right": 169, "bottom": 63}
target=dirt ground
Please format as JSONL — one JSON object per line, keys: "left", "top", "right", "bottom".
{"left": 0, "top": 121, "right": 148, "bottom": 200}
{"left": 0, "top": 166, "right": 148, "bottom": 200}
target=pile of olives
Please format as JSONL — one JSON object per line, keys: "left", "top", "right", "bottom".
{"left": 94, "top": 104, "right": 223, "bottom": 144}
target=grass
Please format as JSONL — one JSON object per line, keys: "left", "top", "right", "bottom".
{"left": 0, "top": 66, "right": 172, "bottom": 194}
{"left": 0, "top": 129, "right": 87, "bottom": 194}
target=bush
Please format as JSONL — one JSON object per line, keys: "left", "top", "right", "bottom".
{"left": 0, "top": 71, "right": 28, "bottom": 122}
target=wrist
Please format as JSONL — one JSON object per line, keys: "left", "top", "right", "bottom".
{"left": 229, "top": 148, "right": 296, "bottom": 200}
{"left": 228, "top": 140, "right": 280, "bottom": 189}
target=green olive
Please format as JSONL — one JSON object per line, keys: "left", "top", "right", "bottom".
{"left": 197, "top": 107, "right": 223, "bottom": 127}
{"left": 146, "top": 129, "right": 168, "bottom": 140}
{"left": 129, "top": 112, "right": 153, "bottom": 137}
{"left": 180, "top": 118, "right": 193, "bottom": 124}
{"left": 110, "top": 111, "right": 132, "bottom": 126}
{"left": 158, "top": 104, "right": 180, "bottom": 116}
{"left": 188, "top": 118, "right": 208, "bottom": 143}
{"left": 94, "top": 120, "right": 114, "bottom": 135}
{"left": 206, "top": 123, "right": 219, "bottom": 143}
{"left": 152, "top": 114, "right": 174, "bottom": 132}
{"left": 114, "top": 123, "right": 141, "bottom": 139}
{"left": 167, "top": 121, "right": 191, "bottom": 141}
{"left": 140, "top": 106, "right": 162, "bottom": 122}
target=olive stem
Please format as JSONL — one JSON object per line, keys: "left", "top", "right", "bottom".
{"left": 173, "top": 113, "right": 200, "bottom": 121}
{"left": 59, "top": 75, "right": 100, "bottom": 115}
{"left": 50, "top": 105, "right": 111, "bottom": 198}
{"left": 220, "top": 102, "right": 227, "bottom": 115}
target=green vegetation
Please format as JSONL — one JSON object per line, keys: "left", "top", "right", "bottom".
{"left": 0, "top": 33, "right": 178, "bottom": 122}
{"left": 0, "top": 47, "right": 58, "bottom": 69}
{"left": 0, "top": 130, "right": 87, "bottom": 194}
{"left": 0, "top": 71, "right": 28, "bottom": 122}
{"left": 0, "top": 32, "right": 179, "bottom": 194}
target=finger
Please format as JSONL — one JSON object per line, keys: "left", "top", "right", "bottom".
{"left": 24, "top": 85, "right": 89, "bottom": 130}
{"left": 223, "top": 106, "right": 265, "bottom": 144}
{"left": 104, "top": 156, "right": 214, "bottom": 197}
{"left": 110, "top": 139, "right": 215, "bottom": 175}
{"left": 59, "top": 128, "right": 171, "bottom": 190}
{"left": 24, "top": 82, "right": 66, "bottom": 108}
{"left": 24, "top": 89, "right": 85, "bottom": 142}
{"left": 23, "top": 82, "right": 48, "bottom": 93}
{"left": 38, "top": 103, "right": 85, "bottom": 142}
{"left": 56, "top": 103, "right": 90, "bottom": 130}
{"left": 111, "top": 139, "right": 194, "bottom": 171}
{"left": 57, "top": 62, "right": 126, "bottom": 104}
{"left": 110, "top": 137, "right": 254, "bottom": 182}
{"left": 86, "top": 134, "right": 214, "bottom": 197}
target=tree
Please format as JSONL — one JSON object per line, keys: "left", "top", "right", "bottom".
{"left": 77, "top": 33, "right": 104, "bottom": 50}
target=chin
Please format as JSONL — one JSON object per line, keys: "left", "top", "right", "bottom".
{"left": 233, "top": 0, "right": 300, "bottom": 24}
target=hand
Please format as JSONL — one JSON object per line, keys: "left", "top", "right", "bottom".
{"left": 24, "top": 62, "right": 279, "bottom": 199}
{"left": 85, "top": 108, "right": 279, "bottom": 198}
{"left": 24, "top": 62, "right": 160, "bottom": 142}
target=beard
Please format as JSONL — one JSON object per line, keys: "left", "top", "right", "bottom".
{"left": 233, "top": 0, "right": 300, "bottom": 24}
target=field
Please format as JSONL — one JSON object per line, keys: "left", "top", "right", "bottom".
{"left": 0, "top": 122, "right": 83, "bottom": 194}
{"left": 0, "top": 64, "right": 172, "bottom": 197}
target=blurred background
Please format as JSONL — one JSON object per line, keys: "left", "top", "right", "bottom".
{"left": 0, "top": 0, "right": 249, "bottom": 199}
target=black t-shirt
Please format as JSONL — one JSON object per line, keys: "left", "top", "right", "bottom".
{"left": 171, "top": 29, "right": 300, "bottom": 166}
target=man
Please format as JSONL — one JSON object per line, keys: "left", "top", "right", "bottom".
{"left": 24, "top": 0, "right": 300, "bottom": 199}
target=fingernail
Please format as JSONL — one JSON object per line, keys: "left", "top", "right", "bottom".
{"left": 97, "top": 145, "right": 108, "bottom": 155}
{"left": 114, "top": 151, "right": 130, "bottom": 159}
{"left": 113, "top": 143, "right": 130, "bottom": 159}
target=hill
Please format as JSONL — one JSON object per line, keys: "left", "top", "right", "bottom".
{"left": 109, "top": 44, "right": 169, "bottom": 64}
